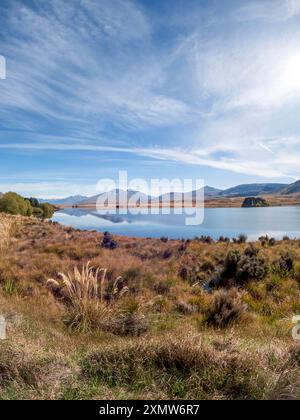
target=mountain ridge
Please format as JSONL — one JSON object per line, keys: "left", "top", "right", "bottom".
{"left": 279, "top": 180, "right": 300, "bottom": 195}
{"left": 16, "top": 180, "right": 300, "bottom": 206}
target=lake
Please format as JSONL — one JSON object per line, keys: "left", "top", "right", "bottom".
{"left": 51, "top": 205, "right": 300, "bottom": 240}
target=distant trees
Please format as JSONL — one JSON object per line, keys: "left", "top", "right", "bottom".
{"left": 0, "top": 192, "right": 56, "bottom": 219}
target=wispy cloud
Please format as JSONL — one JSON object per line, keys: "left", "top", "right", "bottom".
{"left": 0, "top": 0, "right": 191, "bottom": 133}
{"left": 233, "top": 0, "right": 300, "bottom": 22}
{"left": 1, "top": 0, "right": 300, "bottom": 196}
{"left": 0, "top": 139, "right": 298, "bottom": 180}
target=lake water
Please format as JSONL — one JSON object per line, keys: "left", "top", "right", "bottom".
{"left": 51, "top": 206, "right": 300, "bottom": 240}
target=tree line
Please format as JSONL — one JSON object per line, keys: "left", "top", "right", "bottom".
{"left": 0, "top": 192, "right": 56, "bottom": 219}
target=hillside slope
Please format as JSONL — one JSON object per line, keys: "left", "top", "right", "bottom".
{"left": 279, "top": 180, "right": 300, "bottom": 195}
{"left": 220, "top": 183, "right": 287, "bottom": 197}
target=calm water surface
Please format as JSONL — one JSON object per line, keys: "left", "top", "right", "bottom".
{"left": 51, "top": 206, "right": 300, "bottom": 240}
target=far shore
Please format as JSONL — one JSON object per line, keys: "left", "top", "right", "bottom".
{"left": 57, "top": 194, "right": 300, "bottom": 209}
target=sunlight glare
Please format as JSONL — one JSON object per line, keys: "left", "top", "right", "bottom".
{"left": 282, "top": 53, "right": 300, "bottom": 92}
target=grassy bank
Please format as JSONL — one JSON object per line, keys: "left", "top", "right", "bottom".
{"left": 0, "top": 213, "right": 300, "bottom": 400}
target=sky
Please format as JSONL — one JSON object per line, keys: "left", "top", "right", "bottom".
{"left": 1, "top": 0, "right": 300, "bottom": 198}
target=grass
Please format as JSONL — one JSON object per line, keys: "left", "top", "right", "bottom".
{"left": 0, "top": 215, "right": 15, "bottom": 253}
{"left": 1, "top": 212, "right": 300, "bottom": 399}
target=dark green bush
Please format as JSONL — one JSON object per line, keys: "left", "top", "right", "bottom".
{"left": 236, "top": 255, "right": 268, "bottom": 283}
{"left": 213, "top": 248, "right": 268, "bottom": 288}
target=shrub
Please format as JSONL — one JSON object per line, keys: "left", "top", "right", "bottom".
{"left": 277, "top": 252, "right": 294, "bottom": 272}
{"left": 0, "top": 192, "right": 32, "bottom": 216}
{"left": 101, "top": 232, "right": 118, "bottom": 250}
{"left": 32, "top": 207, "right": 44, "bottom": 218}
{"left": 201, "top": 261, "right": 215, "bottom": 273}
{"left": 233, "top": 234, "right": 247, "bottom": 244}
{"left": 153, "top": 281, "right": 171, "bottom": 295}
{"left": 204, "top": 290, "right": 245, "bottom": 328}
{"left": 162, "top": 249, "right": 173, "bottom": 259}
{"left": 259, "top": 235, "right": 276, "bottom": 247}
{"left": 0, "top": 193, "right": 55, "bottom": 219}
{"left": 198, "top": 235, "right": 214, "bottom": 244}
{"left": 178, "top": 262, "right": 205, "bottom": 286}
{"left": 268, "top": 238, "right": 276, "bottom": 246}
{"left": 218, "top": 236, "right": 230, "bottom": 243}
{"left": 244, "top": 245, "right": 259, "bottom": 258}
{"left": 271, "top": 252, "right": 294, "bottom": 277}
{"left": 175, "top": 301, "right": 198, "bottom": 315}
{"left": 223, "top": 250, "right": 242, "bottom": 277}
{"left": 39, "top": 203, "right": 56, "bottom": 219}
{"left": 236, "top": 255, "right": 268, "bottom": 283}
{"left": 213, "top": 248, "right": 268, "bottom": 288}
{"left": 160, "top": 236, "right": 169, "bottom": 243}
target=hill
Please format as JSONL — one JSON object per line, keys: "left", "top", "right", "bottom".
{"left": 155, "top": 186, "right": 222, "bottom": 202}
{"left": 39, "top": 195, "right": 88, "bottom": 206}
{"left": 279, "top": 180, "right": 300, "bottom": 195}
{"left": 219, "top": 183, "right": 287, "bottom": 197}
{"left": 79, "top": 189, "right": 150, "bottom": 206}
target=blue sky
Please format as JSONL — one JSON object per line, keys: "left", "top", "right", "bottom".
{"left": 1, "top": 0, "right": 300, "bottom": 197}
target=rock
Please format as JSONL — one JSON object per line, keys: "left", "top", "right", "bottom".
{"left": 101, "top": 232, "right": 118, "bottom": 250}
{"left": 242, "top": 197, "right": 269, "bottom": 208}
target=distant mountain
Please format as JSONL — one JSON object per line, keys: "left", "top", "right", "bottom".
{"left": 219, "top": 183, "right": 288, "bottom": 198}
{"left": 155, "top": 186, "right": 222, "bottom": 202}
{"left": 279, "top": 180, "right": 300, "bottom": 195}
{"left": 33, "top": 181, "right": 300, "bottom": 208}
{"left": 203, "top": 186, "right": 223, "bottom": 197}
{"left": 39, "top": 195, "right": 88, "bottom": 206}
{"left": 80, "top": 189, "right": 151, "bottom": 206}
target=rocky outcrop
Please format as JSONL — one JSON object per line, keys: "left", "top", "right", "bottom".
{"left": 242, "top": 197, "right": 269, "bottom": 208}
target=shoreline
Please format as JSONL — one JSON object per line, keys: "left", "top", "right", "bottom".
{"left": 57, "top": 195, "right": 300, "bottom": 209}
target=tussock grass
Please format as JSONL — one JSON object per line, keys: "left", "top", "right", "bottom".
{"left": 82, "top": 331, "right": 294, "bottom": 400}
{"left": 203, "top": 289, "right": 246, "bottom": 328}
{"left": 0, "top": 214, "right": 15, "bottom": 252}
{"left": 48, "top": 262, "right": 129, "bottom": 333}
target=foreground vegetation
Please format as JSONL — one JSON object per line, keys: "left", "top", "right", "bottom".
{"left": 1, "top": 213, "right": 300, "bottom": 400}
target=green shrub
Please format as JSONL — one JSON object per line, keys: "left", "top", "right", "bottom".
{"left": 0, "top": 192, "right": 32, "bottom": 216}
{"left": 237, "top": 255, "right": 268, "bottom": 283}
{"left": 0, "top": 192, "right": 55, "bottom": 219}
{"left": 215, "top": 249, "right": 268, "bottom": 288}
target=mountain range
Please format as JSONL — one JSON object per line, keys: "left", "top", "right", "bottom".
{"left": 38, "top": 195, "right": 88, "bottom": 206}
{"left": 34, "top": 181, "right": 300, "bottom": 206}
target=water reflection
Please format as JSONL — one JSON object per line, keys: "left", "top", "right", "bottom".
{"left": 52, "top": 206, "right": 300, "bottom": 240}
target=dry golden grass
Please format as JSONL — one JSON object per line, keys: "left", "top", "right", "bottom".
{"left": 0, "top": 214, "right": 14, "bottom": 252}
{"left": 47, "top": 262, "right": 128, "bottom": 303}
{"left": 0, "top": 213, "right": 300, "bottom": 399}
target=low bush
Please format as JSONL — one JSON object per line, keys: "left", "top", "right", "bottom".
{"left": 271, "top": 252, "right": 294, "bottom": 278}
{"left": 233, "top": 234, "right": 248, "bottom": 244}
{"left": 204, "top": 290, "right": 245, "bottom": 328}
{"left": 213, "top": 249, "right": 268, "bottom": 288}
